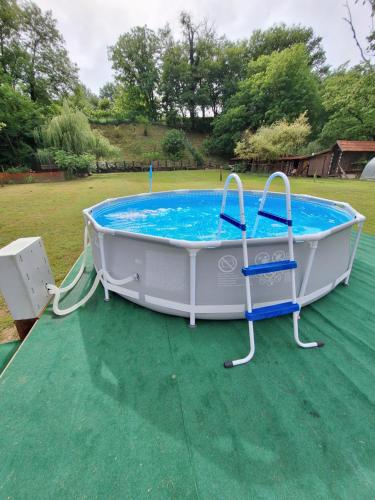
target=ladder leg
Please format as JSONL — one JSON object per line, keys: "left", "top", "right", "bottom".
{"left": 292, "top": 311, "right": 324, "bottom": 349}
{"left": 224, "top": 321, "right": 255, "bottom": 368}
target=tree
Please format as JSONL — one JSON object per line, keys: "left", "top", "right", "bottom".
{"left": 246, "top": 23, "right": 328, "bottom": 75}
{"left": 160, "top": 42, "right": 190, "bottom": 125}
{"left": 206, "top": 44, "right": 323, "bottom": 156}
{"left": 21, "top": 2, "right": 78, "bottom": 102}
{"left": 161, "top": 129, "right": 186, "bottom": 160}
{"left": 36, "top": 102, "right": 120, "bottom": 169}
{"left": 0, "top": 82, "right": 42, "bottom": 167}
{"left": 203, "top": 41, "right": 248, "bottom": 117}
{"left": 0, "top": 0, "right": 24, "bottom": 80}
{"left": 318, "top": 65, "right": 375, "bottom": 146}
{"left": 343, "top": 0, "right": 374, "bottom": 65}
{"left": 109, "top": 26, "right": 160, "bottom": 120}
{"left": 0, "top": 1, "right": 78, "bottom": 102}
{"left": 99, "top": 82, "right": 117, "bottom": 100}
{"left": 235, "top": 113, "right": 311, "bottom": 160}
{"left": 179, "top": 12, "right": 201, "bottom": 128}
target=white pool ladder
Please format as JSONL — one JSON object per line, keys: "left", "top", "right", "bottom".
{"left": 218, "top": 172, "right": 323, "bottom": 368}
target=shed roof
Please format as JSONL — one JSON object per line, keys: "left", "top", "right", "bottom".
{"left": 337, "top": 140, "right": 375, "bottom": 152}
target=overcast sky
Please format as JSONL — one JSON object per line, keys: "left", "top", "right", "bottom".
{"left": 36, "top": 0, "right": 372, "bottom": 93}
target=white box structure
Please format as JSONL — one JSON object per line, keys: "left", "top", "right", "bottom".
{"left": 0, "top": 237, "right": 54, "bottom": 320}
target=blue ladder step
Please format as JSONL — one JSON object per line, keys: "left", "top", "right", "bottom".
{"left": 242, "top": 260, "right": 297, "bottom": 276}
{"left": 245, "top": 301, "right": 300, "bottom": 321}
{"left": 258, "top": 210, "right": 292, "bottom": 226}
{"left": 220, "top": 213, "right": 246, "bottom": 231}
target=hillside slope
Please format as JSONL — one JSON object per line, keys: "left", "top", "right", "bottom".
{"left": 92, "top": 123, "right": 223, "bottom": 164}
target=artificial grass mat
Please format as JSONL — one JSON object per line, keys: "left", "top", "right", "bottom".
{"left": 0, "top": 340, "right": 20, "bottom": 374}
{"left": 0, "top": 234, "right": 374, "bottom": 499}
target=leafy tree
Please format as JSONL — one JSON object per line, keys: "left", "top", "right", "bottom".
{"left": 109, "top": 26, "right": 160, "bottom": 120}
{"left": 36, "top": 102, "right": 120, "bottom": 167}
{"left": 318, "top": 65, "right": 375, "bottom": 146}
{"left": 0, "top": 0, "right": 24, "bottom": 80}
{"left": 99, "top": 82, "right": 117, "bottom": 100}
{"left": 204, "top": 105, "right": 249, "bottom": 156}
{"left": 179, "top": 12, "right": 201, "bottom": 128}
{"left": 0, "top": 82, "right": 42, "bottom": 166}
{"left": 0, "top": 1, "right": 78, "bottom": 102}
{"left": 161, "top": 129, "right": 186, "bottom": 160}
{"left": 235, "top": 113, "right": 311, "bottom": 160}
{"left": 160, "top": 43, "right": 190, "bottom": 125}
{"left": 21, "top": 2, "right": 78, "bottom": 102}
{"left": 343, "top": 0, "right": 374, "bottom": 65}
{"left": 247, "top": 23, "right": 328, "bottom": 75}
{"left": 203, "top": 41, "right": 248, "bottom": 117}
{"left": 67, "top": 84, "right": 98, "bottom": 114}
{"left": 206, "top": 45, "right": 323, "bottom": 156}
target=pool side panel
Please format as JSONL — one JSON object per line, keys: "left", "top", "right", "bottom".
{"left": 87, "top": 217, "right": 356, "bottom": 320}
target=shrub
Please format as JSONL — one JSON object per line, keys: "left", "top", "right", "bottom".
{"left": 185, "top": 140, "right": 204, "bottom": 166}
{"left": 6, "top": 166, "right": 30, "bottom": 173}
{"left": 161, "top": 129, "right": 186, "bottom": 161}
{"left": 53, "top": 150, "right": 96, "bottom": 176}
{"left": 235, "top": 113, "right": 311, "bottom": 160}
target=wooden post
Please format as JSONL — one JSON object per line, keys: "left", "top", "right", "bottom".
{"left": 14, "top": 318, "right": 37, "bottom": 340}
{"left": 220, "top": 166, "right": 223, "bottom": 181}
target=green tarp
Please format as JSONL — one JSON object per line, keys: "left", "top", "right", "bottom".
{"left": 0, "top": 234, "right": 374, "bottom": 499}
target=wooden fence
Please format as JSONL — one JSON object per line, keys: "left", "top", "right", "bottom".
{"left": 94, "top": 159, "right": 222, "bottom": 172}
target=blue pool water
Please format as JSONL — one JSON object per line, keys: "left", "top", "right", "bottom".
{"left": 91, "top": 191, "right": 353, "bottom": 241}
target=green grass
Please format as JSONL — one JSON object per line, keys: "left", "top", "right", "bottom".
{"left": 0, "top": 171, "right": 374, "bottom": 335}
{"left": 93, "top": 122, "right": 223, "bottom": 163}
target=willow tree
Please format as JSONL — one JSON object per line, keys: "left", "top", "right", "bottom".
{"left": 36, "top": 102, "right": 120, "bottom": 175}
{"left": 37, "top": 102, "right": 119, "bottom": 158}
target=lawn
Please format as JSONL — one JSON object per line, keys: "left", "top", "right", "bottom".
{"left": 1, "top": 171, "right": 374, "bottom": 340}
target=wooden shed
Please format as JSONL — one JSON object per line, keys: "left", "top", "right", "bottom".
{"left": 328, "top": 140, "right": 375, "bottom": 177}
{"left": 276, "top": 140, "right": 375, "bottom": 178}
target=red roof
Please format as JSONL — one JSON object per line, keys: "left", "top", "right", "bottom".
{"left": 337, "top": 140, "right": 375, "bottom": 152}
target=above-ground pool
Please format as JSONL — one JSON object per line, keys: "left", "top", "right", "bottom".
{"left": 84, "top": 190, "right": 365, "bottom": 325}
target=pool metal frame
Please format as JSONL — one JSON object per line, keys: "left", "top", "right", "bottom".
{"left": 83, "top": 189, "right": 365, "bottom": 326}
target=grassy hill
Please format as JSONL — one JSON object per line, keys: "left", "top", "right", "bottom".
{"left": 92, "top": 123, "right": 224, "bottom": 164}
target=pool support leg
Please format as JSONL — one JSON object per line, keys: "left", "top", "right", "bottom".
{"left": 188, "top": 249, "right": 200, "bottom": 327}
{"left": 344, "top": 221, "right": 363, "bottom": 286}
{"left": 98, "top": 232, "right": 110, "bottom": 301}
{"left": 299, "top": 240, "right": 318, "bottom": 298}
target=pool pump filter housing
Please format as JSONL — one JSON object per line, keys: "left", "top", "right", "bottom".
{"left": 0, "top": 237, "right": 54, "bottom": 321}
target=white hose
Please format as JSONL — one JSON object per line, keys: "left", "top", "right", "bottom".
{"left": 46, "top": 226, "right": 138, "bottom": 316}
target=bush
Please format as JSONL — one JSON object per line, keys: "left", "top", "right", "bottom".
{"left": 6, "top": 166, "right": 30, "bottom": 173}
{"left": 53, "top": 150, "right": 96, "bottom": 176}
{"left": 161, "top": 129, "right": 186, "bottom": 161}
{"left": 185, "top": 140, "right": 204, "bottom": 166}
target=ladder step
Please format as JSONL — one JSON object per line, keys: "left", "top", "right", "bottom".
{"left": 258, "top": 210, "right": 292, "bottom": 226}
{"left": 220, "top": 213, "right": 246, "bottom": 231}
{"left": 245, "top": 301, "right": 300, "bottom": 321}
{"left": 242, "top": 260, "right": 297, "bottom": 276}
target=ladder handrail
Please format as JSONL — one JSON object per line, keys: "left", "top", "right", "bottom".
{"left": 217, "top": 173, "right": 246, "bottom": 238}
{"left": 252, "top": 171, "right": 296, "bottom": 303}
{"left": 218, "top": 173, "right": 252, "bottom": 315}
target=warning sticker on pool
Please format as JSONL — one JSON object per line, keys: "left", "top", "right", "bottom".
{"left": 218, "top": 255, "right": 238, "bottom": 273}
{"left": 217, "top": 254, "right": 242, "bottom": 287}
